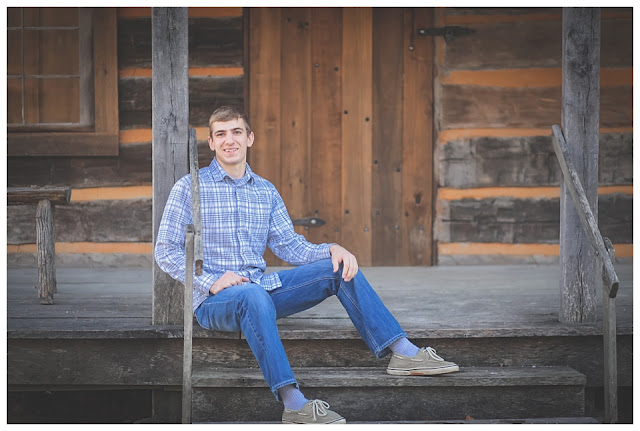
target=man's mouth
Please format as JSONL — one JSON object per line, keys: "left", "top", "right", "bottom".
{"left": 223, "top": 148, "right": 239, "bottom": 153}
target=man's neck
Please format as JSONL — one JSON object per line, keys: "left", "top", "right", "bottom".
{"left": 217, "top": 158, "right": 246, "bottom": 179}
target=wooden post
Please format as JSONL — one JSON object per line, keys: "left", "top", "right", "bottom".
{"left": 602, "top": 238, "right": 618, "bottom": 424}
{"left": 152, "top": 7, "right": 190, "bottom": 326}
{"left": 35, "top": 200, "right": 56, "bottom": 304}
{"left": 559, "top": 8, "right": 600, "bottom": 323}
{"left": 182, "top": 224, "right": 194, "bottom": 424}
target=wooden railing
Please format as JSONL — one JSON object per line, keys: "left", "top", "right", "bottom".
{"left": 183, "top": 128, "right": 203, "bottom": 424}
{"left": 551, "top": 124, "right": 619, "bottom": 424}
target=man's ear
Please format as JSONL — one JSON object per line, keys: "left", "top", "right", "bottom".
{"left": 208, "top": 136, "right": 215, "bottom": 152}
{"left": 247, "top": 131, "right": 255, "bottom": 148}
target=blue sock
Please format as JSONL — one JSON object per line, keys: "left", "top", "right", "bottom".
{"left": 279, "top": 384, "right": 308, "bottom": 411}
{"left": 389, "top": 337, "right": 420, "bottom": 357}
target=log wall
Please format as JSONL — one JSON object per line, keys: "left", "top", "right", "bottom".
{"left": 6, "top": 7, "right": 633, "bottom": 266}
{"left": 433, "top": 7, "right": 633, "bottom": 264}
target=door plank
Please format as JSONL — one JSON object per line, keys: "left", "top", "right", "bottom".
{"left": 341, "top": 8, "right": 373, "bottom": 265}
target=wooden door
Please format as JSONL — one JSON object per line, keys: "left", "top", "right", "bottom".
{"left": 248, "top": 7, "right": 434, "bottom": 266}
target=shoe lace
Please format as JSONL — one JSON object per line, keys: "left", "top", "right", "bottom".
{"left": 308, "top": 399, "right": 330, "bottom": 421}
{"left": 422, "top": 346, "right": 444, "bottom": 361}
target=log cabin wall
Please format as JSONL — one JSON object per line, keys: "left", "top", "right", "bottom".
{"left": 433, "top": 7, "right": 633, "bottom": 264}
{"left": 7, "top": 7, "right": 633, "bottom": 267}
{"left": 7, "top": 7, "right": 244, "bottom": 267}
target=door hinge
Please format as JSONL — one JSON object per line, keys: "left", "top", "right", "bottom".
{"left": 417, "top": 26, "right": 476, "bottom": 43}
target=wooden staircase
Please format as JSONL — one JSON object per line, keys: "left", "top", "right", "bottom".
{"left": 180, "top": 328, "right": 606, "bottom": 423}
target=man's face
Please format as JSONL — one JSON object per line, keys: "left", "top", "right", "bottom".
{"left": 208, "top": 117, "right": 254, "bottom": 172}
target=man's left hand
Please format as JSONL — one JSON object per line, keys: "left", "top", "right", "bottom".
{"left": 329, "top": 244, "right": 359, "bottom": 282}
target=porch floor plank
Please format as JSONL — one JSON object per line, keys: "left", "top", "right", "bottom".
{"left": 7, "top": 264, "right": 633, "bottom": 338}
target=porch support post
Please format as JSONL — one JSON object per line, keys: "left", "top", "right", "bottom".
{"left": 152, "top": 7, "right": 190, "bottom": 327}
{"left": 559, "top": 7, "right": 600, "bottom": 323}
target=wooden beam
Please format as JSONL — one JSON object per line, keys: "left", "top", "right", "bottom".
{"left": 35, "top": 200, "right": 56, "bottom": 304}
{"left": 558, "top": 8, "right": 601, "bottom": 323}
{"left": 7, "top": 187, "right": 71, "bottom": 206}
{"left": 182, "top": 225, "right": 194, "bottom": 424}
{"left": 152, "top": 7, "right": 189, "bottom": 326}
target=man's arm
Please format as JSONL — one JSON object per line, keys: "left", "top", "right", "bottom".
{"left": 154, "top": 176, "right": 225, "bottom": 295}
{"left": 267, "top": 188, "right": 359, "bottom": 281}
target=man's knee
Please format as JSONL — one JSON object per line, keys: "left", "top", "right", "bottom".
{"left": 236, "top": 284, "right": 275, "bottom": 318}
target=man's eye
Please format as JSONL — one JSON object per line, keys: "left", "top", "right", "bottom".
{"left": 234, "top": 130, "right": 242, "bottom": 134}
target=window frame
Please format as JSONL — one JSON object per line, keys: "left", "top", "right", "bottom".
{"left": 7, "top": 8, "right": 119, "bottom": 157}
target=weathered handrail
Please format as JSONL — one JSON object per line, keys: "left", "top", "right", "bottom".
{"left": 183, "top": 128, "right": 203, "bottom": 424}
{"left": 551, "top": 124, "right": 619, "bottom": 423}
{"left": 551, "top": 125, "right": 619, "bottom": 299}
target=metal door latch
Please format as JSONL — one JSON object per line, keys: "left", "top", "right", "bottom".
{"left": 417, "top": 26, "right": 476, "bottom": 43}
{"left": 292, "top": 217, "right": 326, "bottom": 228}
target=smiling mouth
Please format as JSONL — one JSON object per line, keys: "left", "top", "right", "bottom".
{"left": 223, "top": 148, "right": 239, "bottom": 153}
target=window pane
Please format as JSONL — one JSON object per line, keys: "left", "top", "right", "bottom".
{"left": 25, "top": 77, "right": 79, "bottom": 124}
{"left": 7, "top": 8, "right": 22, "bottom": 27}
{"left": 7, "top": 30, "right": 22, "bottom": 75}
{"left": 23, "top": 7, "right": 78, "bottom": 27}
{"left": 24, "top": 29, "right": 79, "bottom": 76}
{"left": 7, "top": 78, "right": 23, "bottom": 124}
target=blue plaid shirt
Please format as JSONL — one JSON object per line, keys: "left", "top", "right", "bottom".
{"left": 155, "top": 157, "right": 333, "bottom": 311}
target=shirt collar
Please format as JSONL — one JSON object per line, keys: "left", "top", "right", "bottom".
{"left": 209, "top": 157, "right": 254, "bottom": 185}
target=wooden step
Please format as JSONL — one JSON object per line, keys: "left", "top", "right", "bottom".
{"left": 188, "top": 366, "right": 586, "bottom": 422}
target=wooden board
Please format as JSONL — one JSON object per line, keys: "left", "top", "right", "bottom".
{"left": 307, "top": 7, "right": 343, "bottom": 247}
{"left": 439, "top": 133, "right": 633, "bottom": 188}
{"left": 401, "top": 7, "right": 434, "bottom": 266}
{"left": 371, "top": 8, "right": 404, "bottom": 265}
{"left": 441, "top": 13, "right": 631, "bottom": 69}
{"left": 8, "top": 199, "right": 152, "bottom": 243}
{"left": 279, "top": 8, "right": 311, "bottom": 225}
{"left": 118, "top": 76, "right": 243, "bottom": 130}
{"left": 440, "top": 85, "right": 632, "bottom": 129}
{"left": 117, "top": 16, "right": 243, "bottom": 69}
{"left": 341, "top": 7, "right": 373, "bottom": 265}
{"left": 437, "top": 194, "right": 632, "bottom": 244}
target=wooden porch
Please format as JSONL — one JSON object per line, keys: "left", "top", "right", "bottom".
{"left": 6, "top": 263, "right": 633, "bottom": 423}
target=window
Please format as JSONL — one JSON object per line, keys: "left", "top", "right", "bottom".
{"left": 7, "top": 7, "right": 119, "bottom": 156}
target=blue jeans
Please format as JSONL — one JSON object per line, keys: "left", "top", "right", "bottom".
{"left": 194, "top": 259, "right": 407, "bottom": 400}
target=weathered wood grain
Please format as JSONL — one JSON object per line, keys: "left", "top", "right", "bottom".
{"left": 118, "top": 16, "right": 243, "bottom": 69}
{"left": 8, "top": 187, "right": 71, "bottom": 206}
{"left": 440, "top": 85, "right": 631, "bottom": 129}
{"left": 437, "top": 193, "right": 632, "bottom": 244}
{"left": 248, "top": 7, "right": 282, "bottom": 266}
{"left": 372, "top": 8, "right": 404, "bottom": 266}
{"left": 152, "top": 7, "right": 189, "bottom": 326}
{"left": 8, "top": 199, "right": 152, "bottom": 244}
{"left": 182, "top": 225, "right": 194, "bottom": 424}
{"left": 280, "top": 8, "right": 311, "bottom": 227}
{"left": 188, "top": 129, "right": 203, "bottom": 274}
{"left": 553, "top": 125, "right": 619, "bottom": 300}
{"left": 119, "top": 76, "right": 243, "bottom": 130}
{"left": 558, "top": 8, "right": 600, "bottom": 323}
{"left": 439, "top": 132, "right": 633, "bottom": 188}
{"left": 307, "top": 7, "right": 342, "bottom": 247}
{"left": 7, "top": 141, "right": 213, "bottom": 188}
{"left": 602, "top": 238, "right": 618, "bottom": 423}
{"left": 401, "top": 7, "right": 434, "bottom": 266}
{"left": 442, "top": 17, "right": 631, "bottom": 70}
{"left": 35, "top": 200, "right": 56, "bottom": 304}
{"left": 341, "top": 7, "right": 373, "bottom": 265}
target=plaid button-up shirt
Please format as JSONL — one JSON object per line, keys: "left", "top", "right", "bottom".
{"left": 155, "top": 157, "right": 333, "bottom": 312}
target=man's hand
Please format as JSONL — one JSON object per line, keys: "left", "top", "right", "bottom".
{"left": 209, "top": 271, "right": 249, "bottom": 295}
{"left": 329, "top": 244, "right": 359, "bottom": 282}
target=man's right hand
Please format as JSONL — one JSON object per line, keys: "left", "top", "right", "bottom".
{"left": 210, "top": 271, "right": 250, "bottom": 295}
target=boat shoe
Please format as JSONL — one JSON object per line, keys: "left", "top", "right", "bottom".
{"left": 282, "top": 399, "right": 346, "bottom": 424}
{"left": 387, "top": 346, "right": 459, "bottom": 376}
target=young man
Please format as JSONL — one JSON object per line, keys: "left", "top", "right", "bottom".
{"left": 155, "top": 105, "right": 458, "bottom": 424}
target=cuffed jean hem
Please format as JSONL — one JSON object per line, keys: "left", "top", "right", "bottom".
{"left": 374, "top": 332, "right": 409, "bottom": 359}
{"left": 272, "top": 379, "right": 299, "bottom": 402}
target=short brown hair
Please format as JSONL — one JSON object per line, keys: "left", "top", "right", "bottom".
{"left": 208, "top": 105, "right": 251, "bottom": 137}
